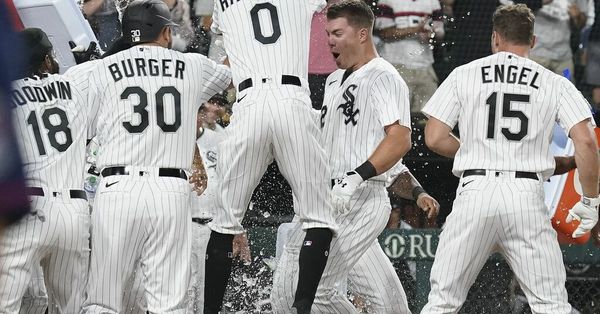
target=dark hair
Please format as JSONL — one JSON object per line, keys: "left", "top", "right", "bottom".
{"left": 493, "top": 4, "right": 535, "bottom": 46}
{"left": 326, "top": 0, "right": 374, "bottom": 30}
{"left": 19, "top": 28, "right": 53, "bottom": 75}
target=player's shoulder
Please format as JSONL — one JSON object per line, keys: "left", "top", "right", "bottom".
{"left": 326, "top": 69, "right": 345, "bottom": 85}
{"left": 366, "top": 58, "right": 406, "bottom": 85}
{"left": 63, "top": 59, "right": 102, "bottom": 78}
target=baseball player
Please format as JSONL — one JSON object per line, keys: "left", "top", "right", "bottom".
{"left": 78, "top": 1, "right": 231, "bottom": 313}
{"left": 271, "top": 1, "right": 412, "bottom": 312}
{"left": 272, "top": 161, "right": 440, "bottom": 313}
{"left": 204, "top": 1, "right": 340, "bottom": 313}
{"left": 1, "top": 28, "right": 94, "bottom": 313}
{"left": 119, "top": 94, "right": 251, "bottom": 314}
{"left": 421, "top": 4, "right": 599, "bottom": 313}
{"left": 188, "top": 93, "right": 254, "bottom": 314}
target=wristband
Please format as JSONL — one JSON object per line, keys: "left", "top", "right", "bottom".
{"left": 582, "top": 196, "right": 600, "bottom": 207}
{"left": 354, "top": 160, "right": 377, "bottom": 181}
{"left": 412, "top": 186, "right": 426, "bottom": 201}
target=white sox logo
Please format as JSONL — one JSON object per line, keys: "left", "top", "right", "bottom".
{"left": 337, "top": 84, "right": 359, "bottom": 126}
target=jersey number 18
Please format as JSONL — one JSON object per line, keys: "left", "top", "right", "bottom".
{"left": 26, "top": 108, "right": 73, "bottom": 156}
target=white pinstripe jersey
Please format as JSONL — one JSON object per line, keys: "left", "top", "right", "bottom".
{"left": 423, "top": 52, "right": 594, "bottom": 179}
{"left": 211, "top": 0, "right": 326, "bottom": 87}
{"left": 84, "top": 46, "right": 231, "bottom": 171}
{"left": 10, "top": 73, "right": 95, "bottom": 189}
{"left": 194, "top": 125, "right": 225, "bottom": 217}
{"left": 321, "top": 57, "right": 411, "bottom": 182}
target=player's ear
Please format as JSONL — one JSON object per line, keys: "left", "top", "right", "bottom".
{"left": 359, "top": 27, "right": 368, "bottom": 43}
{"left": 530, "top": 35, "right": 536, "bottom": 49}
{"left": 162, "top": 26, "right": 173, "bottom": 49}
{"left": 491, "top": 31, "right": 500, "bottom": 51}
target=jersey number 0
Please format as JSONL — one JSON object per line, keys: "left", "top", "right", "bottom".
{"left": 250, "top": 3, "right": 281, "bottom": 44}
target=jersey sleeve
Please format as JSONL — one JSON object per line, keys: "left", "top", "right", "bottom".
{"left": 375, "top": 1, "right": 395, "bottom": 30}
{"left": 422, "top": 69, "right": 460, "bottom": 128}
{"left": 211, "top": 0, "right": 222, "bottom": 35}
{"left": 308, "top": 0, "right": 327, "bottom": 13}
{"left": 369, "top": 72, "right": 411, "bottom": 129}
{"left": 556, "top": 77, "right": 595, "bottom": 133}
{"left": 197, "top": 55, "right": 232, "bottom": 102}
{"left": 386, "top": 160, "right": 409, "bottom": 187}
{"left": 64, "top": 61, "right": 101, "bottom": 138}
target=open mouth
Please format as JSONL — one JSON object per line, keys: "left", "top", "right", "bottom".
{"left": 332, "top": 52, "right": 340, "bottom": 60}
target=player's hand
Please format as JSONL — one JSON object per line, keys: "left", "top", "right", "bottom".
{"left": 416, "top": 193, "right": 440, "bottom": 219}
{"left": 232, "top": 232, "right": 251, "bottom": 264}
{"left": 331, "top": 171, "right": 363, "bottom": 214}
{"left": 69, "top": 41, "right": 101, "bottom": 64}
{"left": 566, "top": 201, "right": 599, "bottom": 238}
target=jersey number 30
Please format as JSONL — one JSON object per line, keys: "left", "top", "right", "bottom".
{"left": 250, "top": 3, "right": 281, "bottom": 44}
{"left": 121, "top": 86, "right": 181, "bottom": 133}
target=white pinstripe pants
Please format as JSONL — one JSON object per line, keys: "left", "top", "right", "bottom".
{"left": 422, "top": 172, "right": 571, "bottom": 314}
{"left": 0, "top": 195, "right": 90, "bottom": 314}
{"left": 119, "top": 206, "right": 212, "bottom": 314}
{"left": 271, "top": 183, "right": 410, "bottom": 313}
{"left": 82, "top": 173, "right": 191, "bottom": 314}
{"left": 209, "top": 85, "right": 337, "bottom": 235}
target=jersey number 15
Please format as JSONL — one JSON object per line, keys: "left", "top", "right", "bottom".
{"left": 485, "top": 92, "right": 530, "bottom": 141}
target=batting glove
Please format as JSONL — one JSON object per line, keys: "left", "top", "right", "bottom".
{"left": 566, "top": 196, "right": 600, "bottom": 238}
{"left": 69, "top": 41, "right": 101, "bottom": 64}
{"left": 331, "top": 171, "right": 363, "bottom": 214}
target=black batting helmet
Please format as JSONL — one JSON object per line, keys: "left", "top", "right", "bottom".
{"left": 121, "top": 0, "right": 178, "bottom": 44}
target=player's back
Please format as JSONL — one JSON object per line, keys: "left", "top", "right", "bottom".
{"left": 450, "top": 51, "right": 591, "bottom": 178}
{"left": 212, "top": 0, "right": 325, "bottom": 86}
{"left": 10, "top": 74, "right": 90, "bottom": 190}
{"left": 90, "top": 46, "right": 230, "bottom": 171}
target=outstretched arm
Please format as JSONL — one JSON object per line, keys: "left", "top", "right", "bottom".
{"left": 388, "top": 170, "right": 440, "bottom": 219}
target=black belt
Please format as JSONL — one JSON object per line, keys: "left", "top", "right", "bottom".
{"left": 463, "top": 169, "right": 538, "bottom": 180}
{"left": 27, "top": 187, "right": 88, "bottom": 200}
{"left": 238, "top": 75, "right": 301, "bottom": 92}
{"left": 192, "top": 217, "right": 212, "bottom": 225}
{"left": 101, "top": 167, "right": 188, "bottom": 180}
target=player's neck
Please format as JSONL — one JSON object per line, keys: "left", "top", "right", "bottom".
{"left": 350, "top": 45, "right": 378, "bottom": 71}
{"left": 137, "top": 42, "right": 167, "bottom": 48}
{"left": 497, "top": 45, "right": 530, "bottom": 58}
